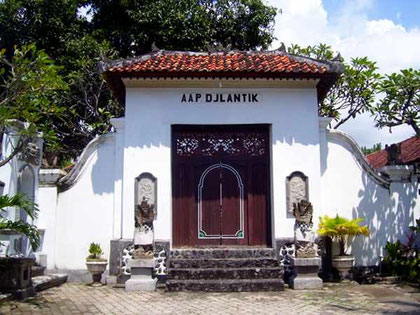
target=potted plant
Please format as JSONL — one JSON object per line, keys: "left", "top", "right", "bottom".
{"left": 318, "top": 215, "right": 370, "bottom": 280}
{"left": 86, "top": 243, "right": 107, "bottom": 287}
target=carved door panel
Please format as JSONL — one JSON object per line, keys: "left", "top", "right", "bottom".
{"left": 172, "top": 125, "right": 271, "bottom": 247}
{"left": 196, "top": 163, "right": 247, "bottom": 246}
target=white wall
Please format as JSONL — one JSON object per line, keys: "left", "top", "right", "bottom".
{"left": 37, "top": 81, "right": 419, "bottom": 270}
{"left": 53, "top": 135, "right": 116, "bottom": 269}
{"left": 0, "top": 129, "right": 42, "bottom": 256}
{"left": 320, "top": 129, "right": 420, "bottom": 266}
{"left": 122, "top": 86, "right": 322, "bottom": 245}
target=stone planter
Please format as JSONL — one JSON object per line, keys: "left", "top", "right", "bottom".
{"left": 86, "top": 261, "right": 108, "bottom": 287}
{"left": 332, "top": 255, "right": 354, "bottom": 280}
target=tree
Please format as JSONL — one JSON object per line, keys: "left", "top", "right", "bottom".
{"left": 0, "top": 0, "right": 278, "bottom": 162}
{"left": 0, "top": 44, "right": 67, "bottom": 166}
{"left": 361, "top": 143, "right": 382, "bottom": 155}
{"left": 0, "top": 44, "right": 66, "bottom": 252}
{"left": 0, "top": 194, "right": 40, "bottom": 251}
{"left": 89, "top": 0, "right": 277, "bottom": 57}
{"left": 288, "top": 44, "right": 381, "bottom": 129}
{"left": 373, "top": 69, "right": 420, "bottom": 136}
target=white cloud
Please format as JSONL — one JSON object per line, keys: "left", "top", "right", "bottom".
{"left": 267, "top": 0, "right": 420, "bottom": 146}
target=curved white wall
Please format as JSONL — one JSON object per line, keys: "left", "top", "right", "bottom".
{"left": 320, "top": 130, "right": 419, "bottom": 266}
{"left": 53, "top": 135, "right": 116, "bottom": 269}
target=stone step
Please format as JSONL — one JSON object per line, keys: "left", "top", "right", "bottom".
{"left": 168, "top": 267, "right": 283, "bottom": 280}
{"left": 166, "top": 278, "right": 284, "bottom": 292}
{"left": 32, "top": 274, "right": 68, "bottom": 292}
{"left": 31, "top": 265, "right": 46, "bottom": 277}
{"left": 170, "top": 248, "right": 275, "bottom": 259}
{"left": 169, "top": 257, "right": 280, "bottom": 269}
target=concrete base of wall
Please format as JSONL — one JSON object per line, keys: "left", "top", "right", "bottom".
{"left": 46, "top": 269, "right": 109, "bottom": 283}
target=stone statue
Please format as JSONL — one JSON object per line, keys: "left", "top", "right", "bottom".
{"left": 133, "top": 197, "right": 155, "bottom": 259}
{"left": 293, "top": 200, "right": 313, "bottom": 225}
{"left": 293, "top": 200, "right": 316, "bottom": 258}
{"left": 385, "top": 143, "right": 401, "bottom": 165}
{"left": 19, "top": 142, "right": 41, "bottom": 165}
{"left": 135, "top": 198, "right": 154, "bottom": 228}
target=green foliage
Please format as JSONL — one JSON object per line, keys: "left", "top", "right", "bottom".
{"left": 90, "top": 0, "right": 277, "bottom": 56}
{"left": 361, "top": 143, "right": 382, "bottom": 155}
{"left": 382, "top": 219, "right": 420, "bottom": 283}
{"left": 383, "top": 238, "right": 420, "bottom": 283}
{"left": 0, "top": 0, "right": 277, "bottom": 163}
{"left": 0, "top": 194, "right": 40, "bottom": 251}
{"left": 288, "top": 43, "right": 335, "bottom": 61}
{"left": 87, "top": 242, "right": 103, "bottom": 260}
{"left": 409, "top": 218, "right": 420, "bottom": 234}
{"left": 0, "top": 44, "right": 67, "bottom": 165}
{"left": 373, "top": 68, "right": 420, "bottom": 136}
{"left": 288, "top": 44, "right": 381, "bottom": 129}
{"left": 318, "top": 215, "right": 370, "bottom": 256}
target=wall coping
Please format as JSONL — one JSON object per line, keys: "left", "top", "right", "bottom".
{"left": 327, "top": 129, "right": 391, "bottom": 189}
{"left": 58, "top": 133, "right": 114, "bottom": 190}
{"left": 379, "top": 165, "right": 414, "bottom": 182}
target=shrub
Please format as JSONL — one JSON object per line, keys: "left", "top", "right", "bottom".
{"left": 383, "top": 219, "right": 420, "bottom": 283}
{"left": 87, "top": 243, "right": 104, "bottom": 260}
{"left": 318, "top": 215, "right": 370, "bottom": 256}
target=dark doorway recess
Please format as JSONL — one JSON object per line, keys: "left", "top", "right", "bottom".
{"left": 172, "top": 124, "right": 271, "bottom": 247}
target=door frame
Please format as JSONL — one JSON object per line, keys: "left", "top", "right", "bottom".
{"left": 171, "top": 124, "right": 272, "bottom": 248}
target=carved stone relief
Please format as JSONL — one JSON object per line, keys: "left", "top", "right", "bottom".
{"left": 293, "top": 200, "right": 317, "bottom": 258}
{"left": 135, "top": 173, "right": 157, "bottom": 217}
{"left": 18, "top": 142, "right": 41, "bottom": 166}
{"left": 286, "top": 171, "right": 308, "bottom": 215}
{"left": 133, "top": 173, "right": 157, "bottom": 259}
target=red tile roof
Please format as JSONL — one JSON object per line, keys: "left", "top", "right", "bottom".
{"left": 366, "top": 136, "right": 420, "bottom": 169}
{"left": 107, "top": 51, "right": 335, "bottom": 75}
{"left": 102, "top": 50, "right": 343, "bottom": 105}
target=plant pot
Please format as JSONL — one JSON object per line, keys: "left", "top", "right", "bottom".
{"left": 332, "top": 255, "right": 354, "bottom": 280}
{"left": 86, "top": 261, "right": 107, "bottom": 287}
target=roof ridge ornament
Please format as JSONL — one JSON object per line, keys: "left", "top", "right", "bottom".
{"left": 333, "top": 53, "right": 342, "bottom": 62}
{"left": 151, "top": 42, "right": 160, "bottom": 52}
{"left": 276, "top": 42, "right": 286, "bottom": 52}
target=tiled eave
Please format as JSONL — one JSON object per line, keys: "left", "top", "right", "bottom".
{"left": 104, "top": 71, "right": 339, "bottom": 105}
{"left": 102, "top": 50, "right": 343, "bottom": 106}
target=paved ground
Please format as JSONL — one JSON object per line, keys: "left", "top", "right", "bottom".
{"left": 1, "top": 282, "right": 420, "bottom": 315}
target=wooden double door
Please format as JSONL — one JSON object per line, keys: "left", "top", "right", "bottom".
{"left": 172, "top": 125, "right": 271, "bottom": 247}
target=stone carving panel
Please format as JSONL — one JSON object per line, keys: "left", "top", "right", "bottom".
{"left": 286, "top": 171, "right": 308, "bottom": 215}
{"left": 175, "top": 132, "right": 268, "bottom": 157}
{"left": 134, "top": 173, "right": 157, "bottom": 259}
{"left": 293, "top": 200, "right": 317, "bottom": 258}
{"left": 135, "top": 173, "right": 157, "bottom": 217}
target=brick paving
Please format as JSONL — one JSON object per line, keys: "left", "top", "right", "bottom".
{"left": 1, "top": 282, "right": 420, "bottom": 315}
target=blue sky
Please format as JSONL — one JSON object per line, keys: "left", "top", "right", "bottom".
{"left": 323, "top": 0, "right": 420, "bottom": 30}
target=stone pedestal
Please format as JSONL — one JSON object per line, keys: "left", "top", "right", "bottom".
{"left": 290, "top": 257, "right": 323, "bottom": 290}
{"left": 125, "top": 259, "right": 157, "bottom": 291}
{"left": 0, "top": 257, "right": 36, "bottom": 299}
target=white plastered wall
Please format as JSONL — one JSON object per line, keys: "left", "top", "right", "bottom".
{"left": 52, "top": 135, "right": 116, "bottom": 269}
{"left": 121, "top": 84, "right": 323, "bottom": 247}
{"left": 36, "top": 80, "right": 420, "bottom": 270}
{"left": 0, "top": 129, "right": 42, "bottom": 257}
{"left": 320, "top": 128, "right": 420, "bottom": 266}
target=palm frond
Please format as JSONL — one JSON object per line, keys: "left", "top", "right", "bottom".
{"left": 0, "top": 194, "right": 38, "bottom": 220}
